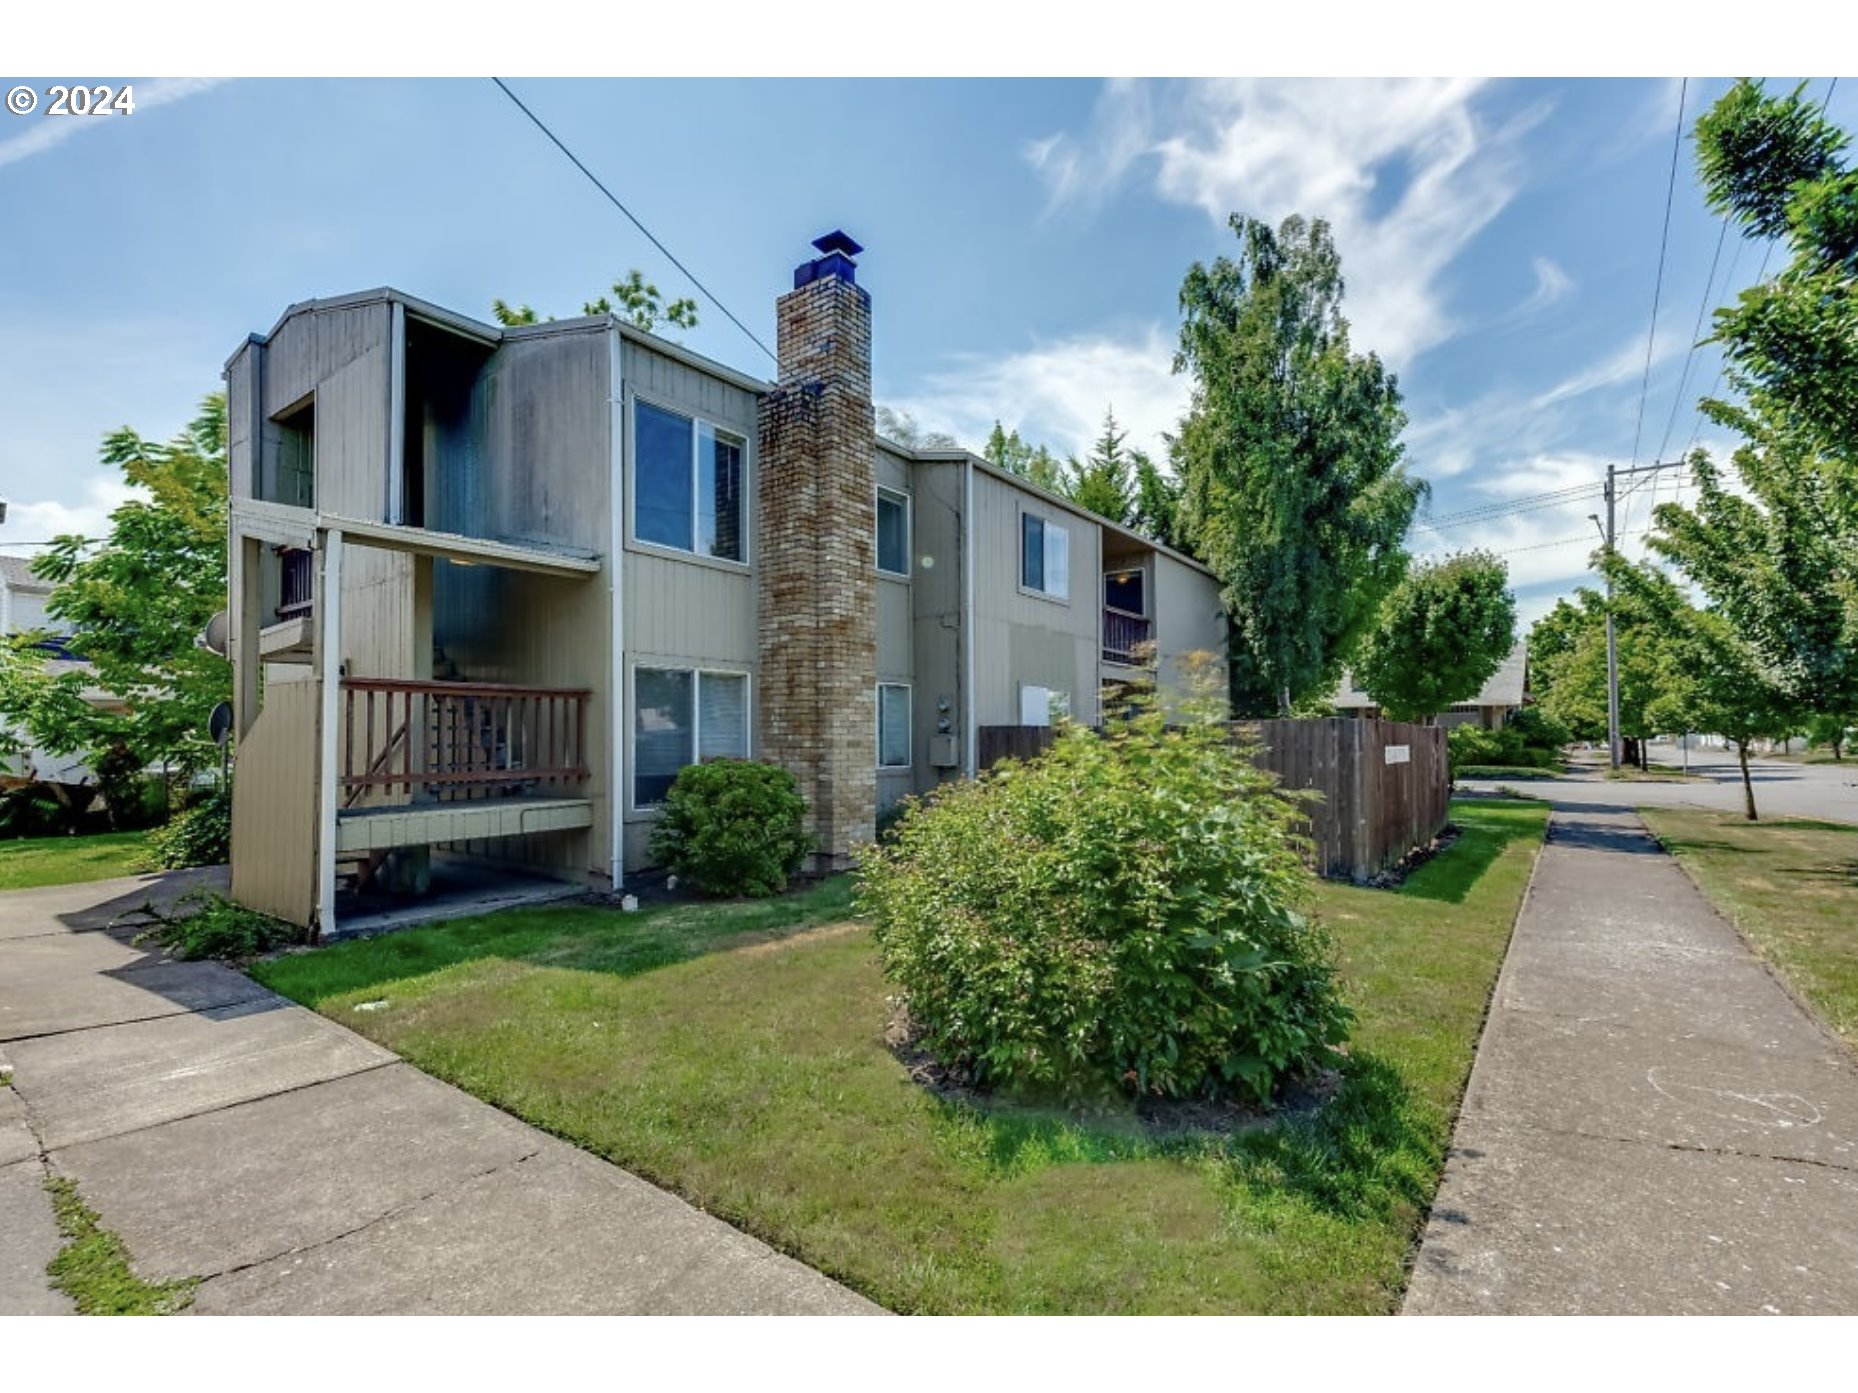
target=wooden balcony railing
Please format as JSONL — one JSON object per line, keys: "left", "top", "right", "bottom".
{"left": 1102, "top": 608, "right": 1154, "bottom": 665}
{"left": 340, "top": 678, "right": 591, "bottom": 803}
{"left": 277, "top": 547, "right": 315, "bottom": 622}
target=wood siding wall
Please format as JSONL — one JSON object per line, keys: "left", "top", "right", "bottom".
{"left": 230, "top": 676, "right": 318, "bottom": 927}
{"left": 976, "top": 717, "right": 1450, "bottom": 882}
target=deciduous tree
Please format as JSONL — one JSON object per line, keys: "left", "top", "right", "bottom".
{"left": 1173, "top": 214, "right": 1425, "bottom": 715}
{"left": 1354, "top": 552, "right": 1516, "bottom": 722}
{"left": 0, "top": 394, "right": 232, "bottom": 791}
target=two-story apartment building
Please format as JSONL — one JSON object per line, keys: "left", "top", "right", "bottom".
{"left": 224, "top": 233, "right": 1227, "bottom": 935}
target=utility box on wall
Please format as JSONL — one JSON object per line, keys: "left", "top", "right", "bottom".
{"left": 929, "top": 734, "right": 960, "bottom": 769}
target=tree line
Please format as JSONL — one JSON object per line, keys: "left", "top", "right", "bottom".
{"left": 1528, "top": 79, "right": 1858, "bottom": 818}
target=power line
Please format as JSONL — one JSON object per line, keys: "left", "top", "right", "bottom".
{"left": 1631, "top": 77, "right": 1688, "bottom": 473}
{"left": 488, "top": 78, "right": 777, "bottom": 367}
{"left": 1414, "top": 487, "right": 1605, "bottom": 535}
{"left": 1621, "top": 76, "right": 1689, "bottom": 548}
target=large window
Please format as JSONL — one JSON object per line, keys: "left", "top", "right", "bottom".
{"left": 1021, "top": 512, "right": 1070, "bottom": 599}
{"left": 634, "top": 400, "right": 745, "bottom": 563}
{"left": 877, "top": 683, "right": 911, "bottom": 768}
{"left": 876, "top": 488, "right": 909, "bottom": 577}
{"left": 634, "top": 666, "right": 750, "bottom": 807}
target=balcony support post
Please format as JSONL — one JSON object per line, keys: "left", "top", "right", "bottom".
{"left": 314, "top": 527, "right": 344, "bottom": 941}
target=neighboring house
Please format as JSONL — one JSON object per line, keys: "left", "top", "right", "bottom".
{"left": 1330, "top": 642, "right": 1529, "bottom": 729}
{"left": 0, "top": 554, "right": 120, "bottom": 786}
{"left": 224, "top": 233, "right": 1228, "bottom": 934}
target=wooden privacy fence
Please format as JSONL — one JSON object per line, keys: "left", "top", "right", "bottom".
{"left": 976, "top": 717, "right": 1450, "bottom": 882}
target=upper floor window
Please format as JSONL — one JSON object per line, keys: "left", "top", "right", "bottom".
{"left": 1021, "top": 512, "right": 1070, "bottom": 600}
{"left": 876, "top": 488, "right": 909, "bottom": 577}
{"left": 635, "top": 400, "right": 745, "bottom": 563}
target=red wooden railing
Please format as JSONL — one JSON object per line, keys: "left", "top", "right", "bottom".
{"left": 340, "top": 678, "right": 590, "bottom": 801}
{"left": 277, "top": 547, "right": 315, "bottom": 621}
{"left": 1102, "top": 608, "right": 1153, "bottom": 664}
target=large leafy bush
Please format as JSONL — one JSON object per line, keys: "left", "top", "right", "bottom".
{"left": 857, "top": 703, "right": 1351, "bottom": 1104}
{"left": 142, "top": 785, "right": 230, "bottom": 869}
{"left": 649, "top": 758, "right": 812, "bottom": 897}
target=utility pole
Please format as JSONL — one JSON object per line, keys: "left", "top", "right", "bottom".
{"left": 1604, "top": 466, "right": 1621, "bottom": 770}
{"left": 1594, "top": 458, "right": 1688, "bottom": 772}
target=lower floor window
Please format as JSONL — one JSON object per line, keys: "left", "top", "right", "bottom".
{"left": 635, "top": 666, "right": 749, "bottom": 807}
{"left": 877, "top": 683, "right": 911, "bottom": 768}
{"left": 1019, "top": 684, "right": 1070, "bottom": 727}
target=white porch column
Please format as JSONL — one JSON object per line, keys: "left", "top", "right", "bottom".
{"left": 314, "top": 527, "right": 345, "bottom": 940}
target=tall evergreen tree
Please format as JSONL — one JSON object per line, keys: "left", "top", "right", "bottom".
{"left": 1064, "top": 409, "right": 1138, "bottom": 525}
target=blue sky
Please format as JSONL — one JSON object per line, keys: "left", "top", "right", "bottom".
{"left": 0, "top": 75, "right": 1844, "bottom": 624}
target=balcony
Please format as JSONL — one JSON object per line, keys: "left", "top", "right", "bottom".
{"left": 1102, "top": 608, "right": 1153, "bottom": 666}
{"left": 336, "top": 677, "right": 594, "bottom": 853}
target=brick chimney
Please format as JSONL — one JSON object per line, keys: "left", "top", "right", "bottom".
{"left": 757, "top": 232, "right": 877, "bottom": 869}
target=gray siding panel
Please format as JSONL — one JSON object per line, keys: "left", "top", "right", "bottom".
{"left": 970, "top": 470, "right": 1101, "bottom": 726}
{"left": 909, "top": 459, "right": 966, "bottom": 795}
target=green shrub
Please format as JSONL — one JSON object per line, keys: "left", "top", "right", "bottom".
{"left": 649, "top": 758, "right": 812, "bottom": 897}
{"left": 857, "top": 706, "right": 1351, "bottom": 1105}
{"left": 135, "top": 890, "right": 295, "bottom": 961}
{"left": 0, "top": 782, "right": 90, "bottom": 839}
{"left": 142, "top": 786, "right": 230, "bottom": 869}
{"left": 1447, "top": 721, "right": 1561, "bottom": 775}
{"left": 1507, "top": 705, "right": 1571, "bottom": 755}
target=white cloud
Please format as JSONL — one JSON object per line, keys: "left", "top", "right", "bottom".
{"left": 1, "top": 477, "right": 142, "bottom": 543}
{"left": 0, "top": 78, "right": 231, "bottom": 172}
{"left": 883, "top": 324, "right": 1187, "bottom": 462}
{"left": 1027, "top": 78, "right": 1538, "bottom": 366}
{"left": 1515, "top": 256, "right": 1574, "bottom": 318}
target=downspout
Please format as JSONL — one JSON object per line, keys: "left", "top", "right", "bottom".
{"left": 962, "top": 456, "right": 976, "bottom": 778}
{"left": 607, "top": 322, "right": 626, "bottom": 890}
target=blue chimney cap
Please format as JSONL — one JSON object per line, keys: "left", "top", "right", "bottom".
{"left": 812, "top": 230, "right": 863, "bottom": 259}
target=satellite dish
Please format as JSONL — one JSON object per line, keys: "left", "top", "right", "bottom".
{"left": 198, "top": 609, "right": 230, "bottom": 657}
{"left": 209, "top": 701, "right": 234, "bottom": 748}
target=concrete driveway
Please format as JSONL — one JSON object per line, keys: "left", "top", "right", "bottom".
{"left": 0, "top": 869, "right": 878, "bottom": 1315}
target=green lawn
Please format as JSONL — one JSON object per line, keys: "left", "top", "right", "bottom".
{"left": 255, "top": 798, "right": 1547, "bottom": 1314}
{"left": 1642, "top": 808, "right": 1858, "bottom": 1048}
{"left": 0, "top": 831, "right": 150, "bottom": 890}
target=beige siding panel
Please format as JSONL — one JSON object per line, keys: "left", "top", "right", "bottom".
{"left": 339, "top": 545, "right": 417, "bottom": 680}
{"left": 623, "top": 339, "right": 759, "bottom": 438}
{"left": 315, "top": 345, "right": 391, "bottom": 520}
{"left": 230, "top": 680, "right": 318, "bottom": 927}
{"left": 624, "top": 552, "right": 755, "bottom": 666}
{"left": 970, "top": 471, "right": 1101, "bottom": 725}
{"left": 1152, "top": 552, "right": 1229, "bottom": 701}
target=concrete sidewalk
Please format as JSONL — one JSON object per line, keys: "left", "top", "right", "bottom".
{"left": 0, "top": 871, "right": 878, "bottom": 1315}
{"left": 1405, "top": 807, "right": 1858, "bottom": 1314}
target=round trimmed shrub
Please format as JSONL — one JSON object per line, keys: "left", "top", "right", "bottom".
{"left": 857, "top": 709, "right": 1351, "bottom": 1104}
{"left": 649, "top": 758, "right": 813, "bottom": 897}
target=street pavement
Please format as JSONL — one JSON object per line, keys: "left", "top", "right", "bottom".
{"left": 1459, "top": 742, "right": 1857, "bottom": 824}
{"left": 0, "top": 870, "right": 879, "bottom": 1316}
{"left": 1404, "top": 805, "right": 1858, "bottom": 1314}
